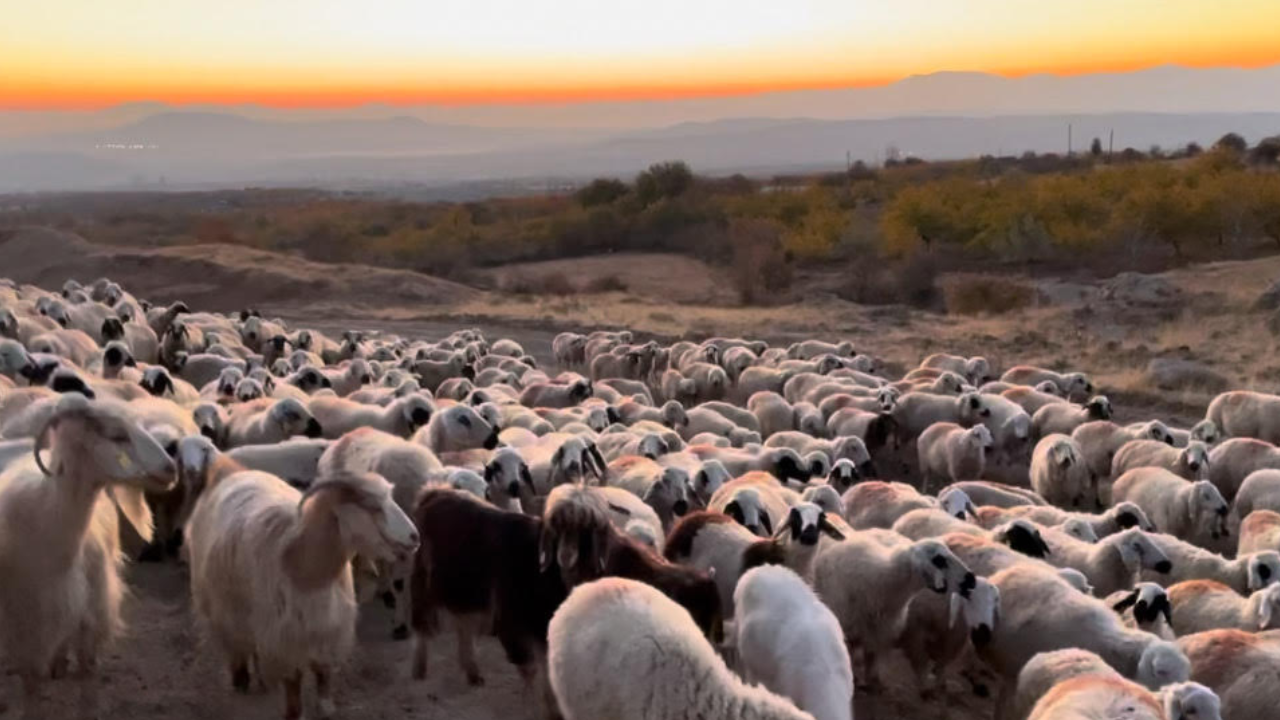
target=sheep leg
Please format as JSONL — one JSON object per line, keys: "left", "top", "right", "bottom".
{"left": 391, "top": 561, "right": 412, "bottom": 640}
{"left": 411, "top": 632, "right": 430, "bottom": 681}
{"left": 282, "top": 671, "right": 303, "bottom": 720}
{"left": 230, "top": 658, "right": 252, "bottom": 694}
{"left": 455, "top": 616, "right": 485, "bottom": 686}
{"left": 312, "top": 663, "right": 335, "bottom": 719}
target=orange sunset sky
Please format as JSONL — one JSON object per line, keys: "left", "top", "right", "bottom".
{"left": 4, "top": 0, "right": 1280, "bottom": 109}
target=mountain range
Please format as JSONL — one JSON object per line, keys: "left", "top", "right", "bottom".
{"left": 2, "top": 65, "right": 1279, "bottom": 194}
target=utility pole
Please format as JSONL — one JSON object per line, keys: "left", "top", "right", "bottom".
{"left": 1109, "top": 129, "right": 1114, "bottom": 158}
{"left": 1068, "top": 123, "right": 1073, "bottom": 156}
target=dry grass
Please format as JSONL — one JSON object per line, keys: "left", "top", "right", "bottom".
{"left": 941, "top": 274, "right": 1039, "bottom": 315}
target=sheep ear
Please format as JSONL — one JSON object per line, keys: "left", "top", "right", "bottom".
{"left": 1112, "top": 589, "right": 1139, "bottom": 613}
{"left": 108, "top": 485, "right": 155, "bottom": 545}
{"left": 819, "top": 514, "right": 846, "bottom": 541}
{"left": 949, "top": 591, "right": 963, "bottom": 629}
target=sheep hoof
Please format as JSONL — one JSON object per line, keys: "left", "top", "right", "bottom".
{"left": 466, "top": 672, "right": 485, "bottom": 687}
{"left": 972, "top": 682, "right": 990, "bottom": 698}
{"left": 392, "top": 625, "right": 410, "bottom": 641}
{"left": 381, "top": 591, "right": 396, "bottom": 609}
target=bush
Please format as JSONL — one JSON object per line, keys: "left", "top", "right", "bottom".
{"left": 505, "top": 271, "right": 576, "bottom": 296}
{"left": 941, "top": 274, "right": 1038, "bottom": 315}
{"left": 893, "top": 254, "right": 940, "bottom": 309}
{"left": 584, "top": 274, "right": 627, "bottom": 293}
{"left": 577, "top": 178, "right": 629, "bottom": 207}
{"left": 728, "top": 219, "right": 792, "bottom": 305}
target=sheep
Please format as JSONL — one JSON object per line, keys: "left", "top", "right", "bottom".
{"left": 1170, "top": 419, "right": 1222, "bottom": 448}
{"left": 1111, "top": 439, "right": 1211, "bottom": 482}
{"left": 0, "top": 394, "right": 176, "bottom": 715}
{"left": 658, "top": 452, "right": 732, "bottom": 506}
{"left": 548, "top": 577, "right": 814, "bottom": 720}
{"left": 1014, "top": 649, "right": 1165, "bottom": 720}
{"left": 1139, "top": 532, "right": 1280, "bottom": 594}
{"left": 763, "top": 432, "right": 874, "bottom": 477}
{"left": 734, "top": 565, "right": 854, "bottom": 720}
{"left": 1206, "top": 390, "right": 1280, "bottom": 444}
{"left": 100, "top": 316, "right": 159, "bottom": 365}
{"left": 225, "top": 397, "right": 323, "bottom": 447}
{"left": 587, "top": 484, "right": 665, "bottom": 552}
{"left": 1109, "top": 583, "right": 1175, "bottom": 639}
{"left": 1032, "top": 396, "right": 1113, "bottom": 438}
{"left": 412, "top": 404, "right": 500, "bottom": 454}
{"left": 802, "top": 484, "right": 845, "bottom": 516}
{"left": 552, "top": 332, "right": 587, "bottom": 367}
{"left": 975, "top": 501, "right": 1156, "bottom": 539}
{"left": 226, "top": 438, "right": 331, "bottom": 489}
{"left": 1029, "top": 434, "right": 1096, "bottom": 510}
{"left": 689, "top": 444, "right": 812, "bottom": 487}
{"left": 1207, "top": 438, "right": 1280, "bottom": 502}
{"left": 980, "top": 564, "right": 1190, "bottom": 702}
{"left": 187, "top": 470, "right": 418, "bottom": 720}
{"left": 812, "top": 532, "right": 975, "bottom": 687}
{"left": 1240, "top": 510, "right": 1280, "bottom": 555}
{"left": 977, "top": 393, "right": 1035, "bottom": 482}
{"left": 844, "top": 481, "right": 974, "bottom": 530}
{"left": 307, "top": 393, "right": 434, "bottom": 439}
{"left": 708, "top": 474, "right": 801, "bottom": 537}
{"left": 1157, "top": 681, "right": 1223, "bottom": 720}
{"left": 517, "top": 432, "right": 607, "bottom": 494}
{"left": 1112, "top": 469, "right": 1230, "bottom": 549}
{"left": 1167, "top": 580, "right": 1280, "bottom": 635}
{"left": 1001, "top": 366, "right": 1094, "bottom": 401}
{"left": 736, "top": 366, "right": 797, "bottom": 402}
{"left": 896, "top": 576, "right": 1001, "bottom": 695}
{"left": 193, "top": 401, "right": 230, "bottom": 447}
{"left": 945, "top": 480, "right": 1048, "bottom": 508}
{"left": 1039, "top": 527, "right": 1173, "bottom": 596}
{"left": 606, "top": 455, "right": 693, "bottom": 531}
{"left": 918, "top": 422, "right": 992, "bottom": 492}
{"left": 680, "top": 405, "right": 750, "bottom": 442}
{"left": 520, "top": 376, "right": 592, "bottom": 409}
{"left": 921, "top": 352, "right": 993, "bottom": 385}
{"left": 891, "top": 390, "right": 990, "bottom": 439}
{"left": 1073, "top": 419, "right": 1175, "bottom": 487}
{"left": 28, "top": 327, "right": 99, "bottom": 367}
{"left": 1177, "top": 629, "right": 1280, "bottom": 720}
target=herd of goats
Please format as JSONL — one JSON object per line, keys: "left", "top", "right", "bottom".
{"left": 5, "top": 276, "right": 1280, "bottom": 720}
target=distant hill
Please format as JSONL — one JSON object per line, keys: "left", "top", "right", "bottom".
{"left": 2, "top": 64, "right": 1279, "bottom": 193}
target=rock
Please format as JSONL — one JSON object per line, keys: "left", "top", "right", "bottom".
{"left": 1145, "top": 358, "right": 1229, "bottom": 392}
{"left": 1101, "top": 272, "right": 1181, "bottom": 307}
{"left": 1256, "top": 279, "right": 1280, "bottom": 311}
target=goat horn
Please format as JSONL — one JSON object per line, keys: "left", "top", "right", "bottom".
{"left": 33, "top": 418, "right": 56, "bottom": 477}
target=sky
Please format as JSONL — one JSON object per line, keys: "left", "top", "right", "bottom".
{"left": 4, "top": 0, "right": 1280, "bottom": 109}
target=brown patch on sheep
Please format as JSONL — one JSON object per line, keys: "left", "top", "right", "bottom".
{"left": 1033, "top": 674, "right": 1162, "bottom": 716}
{"left": 1179, "top": 628, "right": 1269, "bottom": 690}
{"left": 663, "top": 511, "right": 735, "bottom": 561}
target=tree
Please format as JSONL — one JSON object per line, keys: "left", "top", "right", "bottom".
{"left": 1214, "top": 132, "right": 1248, "bottom": 155}
{"left": 577, "top": 178, "right": 628, "bottom": 207}
{"left": 1255, "top": 176, "right": 1280, "bottom": 249}
{"left": 1090, "top": 137, "right": 1104, "bottom": 157}
{"left": 1250, "top": 136, "right": 1280, "bottom": 166}
{"left": 635, "top": 161, "right": 693, "bottom": 207}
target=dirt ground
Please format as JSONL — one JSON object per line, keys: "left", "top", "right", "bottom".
{"left": 4, "top": 559, "right": 998, "bottom": 720}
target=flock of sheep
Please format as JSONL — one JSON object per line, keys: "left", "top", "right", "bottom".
{"left": 4, "top": 275, "right": 1280, "bottom": 720}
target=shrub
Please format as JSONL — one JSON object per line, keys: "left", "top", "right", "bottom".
{"left": 505, "top": 272, "right": 576, "bottom": 296}
{"left": 728, "top": 219, "right": 792, "bottom": 305}
{"left": 941, "top": 274, "right": 1038, "bottom": 315}
{"left": 584, "top": 274, "right": 627, "bottom": 293}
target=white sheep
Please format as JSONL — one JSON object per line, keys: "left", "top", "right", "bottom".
{"left": 1040, "top": 527, "right": 1173, "bottom": 596}
{"left": 225, "top": 397, "right": 323, "bottom": 447}
{"left": 980, "top": 564, "right": 1190, "bottom": 698}
{"left": 708, "top": 474, "right": 800, "bottom": 536}
{"left": 307, "top": 393, "right": 434, "bottom": 439}
{"left": 1170, "top": 419, "right": 1221, "bottom": 448}
{"left": 1207, "top": 438, "right": 1280, "bottom": 502}
{"left": 734, "top": 565, "right": 854, "bottom": 720}
{"left": 812, "top": 532, "right": 975, "bottom": 686}
{"left": 548, "top": 577, "right": 815, "bottom": 720}
{"left": 1001, "top": 366, "right": 1094, "bottom": 401}
{"left": 225, "top": 438, "right": 331, "bottom": 489}
{"left": 945, "top": 480, "right": 1048, "bottom": 508}
{"left": 975, "top": 501, "right": 1156, "bottom": 539}
{"left": 412, "top": 403, "right": 500, "bottom": 454}
{"left": 917, "top": 422, "right": 992, "bottom": 492}
{"left": 1234, "top": 468, "right": 1280, "bottom": 519}
{"left": 921, "top": 353, "right": 993, "bottom": 385}
{"left": 607, "top": 455, "right": 694, "bottom": 531}
{"left": 1168, "top": 580, "right": 1280, "bottom": 634}
{"left": 1240, "top": 509, "right": 1280, "bottom": 555}
{"left": 844, "top": 481, "right": 973, "bottom": 530}
{"left": 1140, "top": 531, "right": 1280, "bottom": 594}
{"left": 1206, "top": 390, "right": 1280, "bottom": 444}
{"left": 0, "top": 394, "right": 175, "bottom": 715}
{"left": 1177, "top": 629, "right": 1280, "bottom": 720}
{"left": 1111, "top": 439, "right": 1211, "bottom": 482}
{"left": 1072, "top": 419, "right": 1175, "bottom": 494}
{"left": 1030, "top": 433, "right": 1095, "bottom": 510}
{"left": 187, "top": 470, "right": 418, "bottom": 719}
{"left": 1014, "top": 648, "right": 1164, "bottom": 720}
{"left": 1032, "top": 396, "right": 1113, "bottom": 438}
{"left": 1158, "top": 681, "right": 1222, "bottom": 720}
{"left": 1112, "top": 469, "right": 1230, "bottom": 549}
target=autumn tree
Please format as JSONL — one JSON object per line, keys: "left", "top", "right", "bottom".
{"left": 1090, "top": 137, "right": 1104, "bottom": 157}
{"left": 635, "top": 161, "right": 693, "bottom": 207}
{"left": 577, "top": 178, "right": 629, "bottom": 207}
